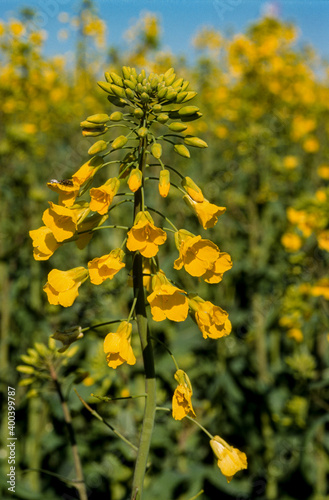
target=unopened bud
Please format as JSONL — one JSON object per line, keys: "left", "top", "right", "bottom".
{"left": 174, "top": 144, "right": 190, "bottom": 158}
{"left": 112, "top": 135, "right": 128, "bottom": 149}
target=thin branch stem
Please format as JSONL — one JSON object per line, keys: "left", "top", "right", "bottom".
{"left": 49, "top": 364, "right": 88, "bottom": 500}
{"left": 74, "top": 389, "right": 138, "bottom": 452}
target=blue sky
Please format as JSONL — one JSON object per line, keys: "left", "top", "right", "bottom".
{"left": 1, "top": 0, "right": 329, "bottom": 62}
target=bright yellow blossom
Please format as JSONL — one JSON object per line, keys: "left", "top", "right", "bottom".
{"left": 47, "top": 180, "right": 80, "bottom": 207}
{"left": 42, "top": 201, "right": 89, "bottom": 242}
{"left": 43, "top": 267, "right": 89, "bottom": 307}
{"left": 174, "top": 230, "right": 232, "bottom": 283}
{"left": 184, "top": 195, "right": 226, "bottom": 229}
{"left": 172, "top": 369, "right": 196, "bottom": 420}
{"left": 126, "top": 211, "right": 167, "bottom": 258}
{"left": 147, "top": 271, "right": 188, "bottom": 322}
{"left": 103, "top": 321, "right": 136, "bottom": 369}
{"left": 287, "top": 328, "right": 304, "bottom": 343}
{"left": 90, "top": 178, "right": 120, "bottom": 214}
{"left": 88, "top": 249, "right": 125, "bottom": 285}
{"left": 189, "top": 296, "right": 231, "bottom": 339}
{"left": 317, "top": 165, "right": 329, "bottom": 179}
{"left": 72, "top": 157, "right": 103, "bottom": 186}
{"left": 210, "top": 435, "right": 247, "bottom": 483}
{"left": 29, "top": 226, "right": 61, "bottom": 260}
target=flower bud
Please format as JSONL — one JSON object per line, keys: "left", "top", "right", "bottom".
{"left": 159, "top": 169, "right": 170, "bottom": 197}
{"left": 110, "top": 72, "right": 123, "bottom": 86}
{"left": 112, "top": 135, "right": 128, "bottom": 149}
{"left": 178, "top": 105, "right": 200, "bottom": 116}
{"left": 165, "top": 89, "right": 177, "bottom": 101}
{"left": 182, "top": 91, "right": 198, "bottom": 103}
{"left": 134, "top": 108, "right": 144, "bottom": 118}
{"left": 174, "top": 144, "right": 190, "bottom": 158}
{"left": 168, "top": 122, "right": 188, "bottom": 132}
{"left": 110, "top": 84, "right": 126, "bottom": 98}
{"left": 138, "top": 127, "right": 148, "bottom": 137}
{"left": 86, "top": 113, "right": 109, "bottom": 124}
{"left": 140, "top": 92, "right": 150, "bottom": 102}
{"left": 88, "top": 140, "right": 108, "bottom": 155}
{"left": 184, "top": 136, "right": 208, "bottom": 148}
{"left": 165, "top": 74, "right": 176, "bottom": 86}
{"left": 124, "top": 79, "right": 136, "bottom": 90}
{"left": 97, "top": 81, "right": 114, "bottom": 93}
{"left": 157, "top": 113, "right": 169, "bottom": 124}
{"left": 82, "top": 127, "right": 107, "bottom": 137}
{"left": 125, "top": 88, "right": 135, "bottom": 100}
{"left": 152, "top": 104, "right": 162, "bottom": 113}
{"left": 128, "top": 168, "right": 142, "bottom": 192}
{"left": 151, "top": 143, "right": 162, "bottom": 159}
{"left": 122, "top": 66, "right": 131, "bottom": 79}
{"left": 110, "top": 111, "right": 123, "bottom": 122}
{"left": 181, "top": 176, "right": 204, "bottom": 202}
{"left": 176, "top": 91, "right": 188, "bottom": 103}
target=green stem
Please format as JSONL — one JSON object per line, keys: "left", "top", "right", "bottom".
{"left": 156, "top": 407, "right": 213, "bottom": 439}
{"left": 131, "top": 134, "right": 156, "bottom": 500}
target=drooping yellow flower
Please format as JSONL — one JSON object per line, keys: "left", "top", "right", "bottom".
{"left": 210, "top": 435, "right": 247, "bottom": 483}
{"left": 29, "top": 226, "right": 61, "bottom": 260}
{"left": 43, "top": 267, "right": 89, "bottom": 307}
{"left": 103, "top": 321, "right": 136, "bottom": 369}
{"left": 189, "top": 296, "right": 231, "bottom": 339}
{"left": 90, "top": 178, "right": 120, "bottom": 215}
{"left": 159, "top": 169, "right": 170, "bottom": 198}
{"left": 88, "top": 249, "right": 125, "bottom": 285}
{"left": 172, "top": 369, "right": 196, "bottom": 420}
{"left": 147, "top": 271, "right": 188, "bottom": 322}
{"left": 47, "top": 179, "right": 80, "bottom": 207}
{"left": 72, "top": 157, "right": 103, "bottom": 186}
{"left": 174, "top": 230, "right": 232, "bottom": 283}
{"left": 126, "top": 211, "right": 167, "bottom": 258}
{"left": 42, "top": 201, "right": 90, "bottom": 242}
{"left": 128, "top": 168, "right": 142, "bottom": 192}
{"left": 184, "top": 195, "right": 226, "bottom": 229}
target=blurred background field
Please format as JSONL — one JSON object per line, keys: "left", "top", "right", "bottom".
{"left": 1, "top": 1, "right": 329, "bottom": 499}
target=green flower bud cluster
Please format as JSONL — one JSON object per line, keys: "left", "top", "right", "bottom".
{"left": 82, "top": 67, "right": 208, "bottom": 163}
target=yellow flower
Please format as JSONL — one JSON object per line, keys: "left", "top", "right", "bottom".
{"left": 126, "top": 211, "right": 167, "bottom": 258}
{"left": 42, "top": 202, "right": 89, "bottom": 242}
{"left": 90, "top": 178, "right": 120, "bottom": 214}
{"left": 303, "top": 137, "right": 319, "bottom": 153}
{"left": 174, "top": 230, "right": 232, "bottom": 283}
{"left": 103, "top": 321, "right": 136, "bottom": 369}
{"left": 172, "top": 369, "right": 196, "bottom": 420}
{"left": 147, "top": 271, "right": 188, "bottom": 322}
{"left": 317, "top": 165, "right": 329, "bottom": 179}
{"left": 159, "top": 169, "right": 170, "bottom": 198}
{"left": 189, "top": 296, "right": 231, "bottom": 339}
{"left": 72, "top": 157, "right": 103, "bottom": 186}
{"left": 283, "top": 155, "right": 298, "bottom": 170}
{"left": 29, "top": 226, "right": 61, "bottom": 260}
{"left": 317, "top": 230, "right": 329, "bottom": 251}
{"left": 311, "top": 278, "right": 329, "bottom": 300}
{"left": 184, "top": 195, "right": 226, "bottom": 229}
{"left": 281, "top": 233, "right": 303, "bottom": 252}
{"left": 43, "top": 267, "right": 89, "bottom": 307}
{"left": 210, "top": 435, "right": 247, "bottom": 483}
{"left": 128, "top": 168, "right": 142, "bottom": 192}
{"left": 88, "top": 249, "right": 125, "bottom": 284}
{"left": 47, "top": 180, "right": 80, "bottom": 207}
{"left": 287, "top": 328, "right": 304, "bottom": 343}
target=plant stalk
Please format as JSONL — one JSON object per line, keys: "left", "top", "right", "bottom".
{"left": 131, "top": 134, "right": 156, "bottom": 500}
